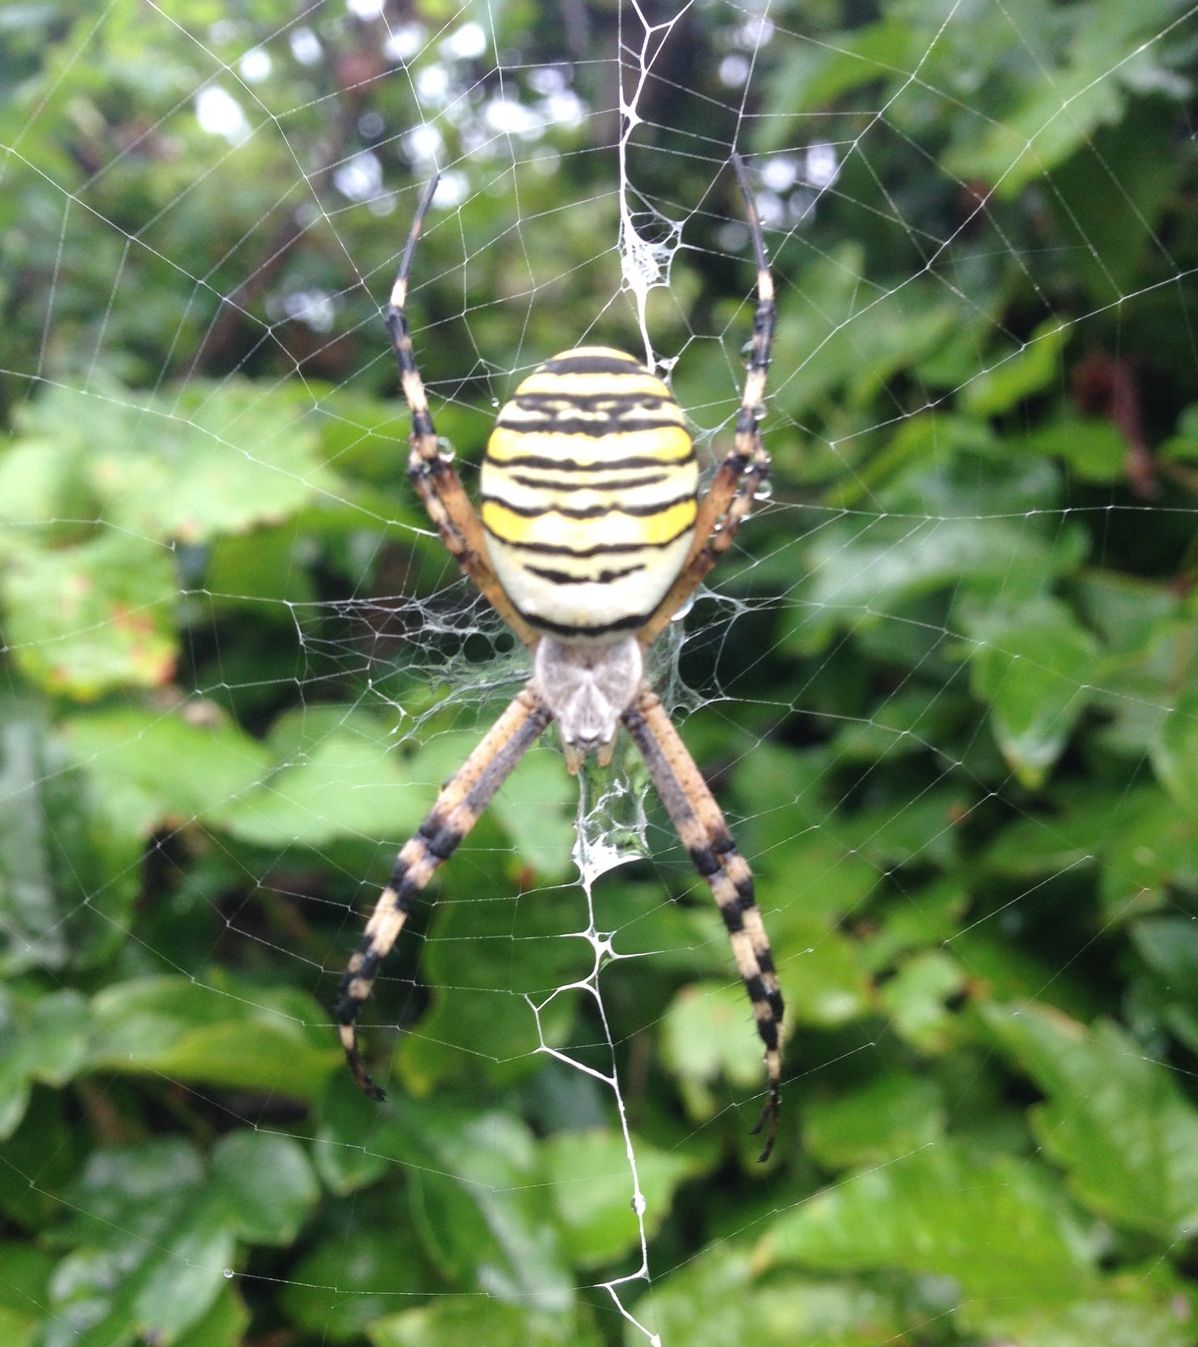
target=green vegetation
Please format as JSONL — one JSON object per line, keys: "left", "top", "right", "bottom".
{"left": 3, "top": 1, "right": 1198, "bottom": 1344}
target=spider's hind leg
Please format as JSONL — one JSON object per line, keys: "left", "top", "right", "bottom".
{"left": 622, "top": 684, "right": 784, "bottom": 1161}
{"left": 336, "top": 684, "right": 553, "bottom": 1098}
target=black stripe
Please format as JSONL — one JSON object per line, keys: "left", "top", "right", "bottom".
{"left": 539, "top": 353, "right": 645, "bottom": 375}
{"left": 481, "top": 490, "right": 695, "bottom": 520}
{"left": 503, "top": 471, "right": 672, "bottom": 493}
{"left": 689, "top": 844, "right": 721, "bottom": 877}
{"left": 418, "top": 816, "right": 462, "bottom": 861}
{"left": 719, "top": 902, "right": 745, "bottom": 934}
{"left": 523, "top": 561, "right": 646, "bottom": 585}
{"left": 512, "top": 605, "right": 647, "bottom": 639}
{"left": 512, "top": 390, "right": 668, "bottom": 404}
{"left": 497, "top": 413, "right": 685, "bottom": 439}
{"left": 336, "top": 942, "right": 383, "bottom": 1023}
{"left": 513, "top": 391, "right": 672, "bottom": 409}
{"left": 488, "top": 451, "right": 694, "bottom": 472}
{"left": 483, "top": 518, "right": 694, "bottom": 555}
{"left": 357, "top": 947, "right": 384, "bottom": 980}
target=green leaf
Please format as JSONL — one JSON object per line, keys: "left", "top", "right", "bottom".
{"left": 966, "top": 598, "right": 1098, "bottom": 787}
{"left": 0, "top": 697, "right": 141, "bottom": 974}
{"left": 803, "top": 514, "right": 1083, "bottom": 643}
{"left": 542, "top": 1129, "right": 700, "bottom": 1268}
{"left": 1018, "top": 415, "right": 1129, "bottom": 483}
{"left": 981, "top": 1002, "right": 1198, "bottom": 1239}
{"left": 367, "top": 1102, "right": 574, "bottom": 1310}
{"left": 983, "top": 781, "right": 1145, "bottom": 876}
{"left": 14, "top": 379, "right": 340, "bottom": 545}
{"left": 1040, "top": 76, "right": 1181, "bottom": 304}
{"left": 0, "top": 1090, "right": 84, "bottom": 1229}
{"left": 1096, "top": 789, "right": 1198, "bottom": 922}
{"left": 1131, "top": 916, "right": 1198, "bottom": 1012}
{"left": 282, "top": 1226, "right": 433, "bottom": 1344}
{"left": 173, "top": 1286, "right": 250, "bottom": 1347}
{"left": 0, "top": 1242, "right": 54, "bottom": 1347}
{"left": 629, "top": 1245, "right": 920, "bottom": 1347}
{"left": 0, "top": 436, "right": 92, "bottom": 551}
{"left": 312, "top": 1076, "right": 393, "bottom": 1196}
{"left": 943, "top": 61, "right": 1124, "bottom": 197}
{"left": 1151, "top": 691, "right": 1198, "bottom": 818}
{"left": 0, "top": 989, "right": 89, "bottom": 1139}
{"left": 959, "top": 320, "right": 1070, "bottom": 417}
{"left": 775, "top": 918, "right": 872, "bottom": 1029}
{"left": 216, "top": 729, "right": 428, "bottom": 848}
{"left": 763, "top": 1139, "right": 1096, "bottom": 1301}
{"left": 762, "top": 18, "right": 924, "bottom": 125}
{"left": 210, "top": 1133, "right": 318, "bottom": 1244}
{"left": 88, "top": 976, "right": 338, "bottom": 1100}
{"left": 204, "top": 526, "right": 318, "bottom": 605}
{"left": 980, "top": 1292, "right": 1198, "bottom": 1347}
{"left": 397, "top": 858, "right": 590, "bottom": 1092}
{"left": 876, "top": 950, "right": 966, "bottom": 1053}
{"left": 661, "top": 980, "right": 773, "bottom": 1128}
{"left": 492, "top": 746, "right": 575, "bottom": 878}
{"left": 45, "top": 1139, "right": 235, "bottom": 1347}
{"left": 827, "top": 686, "right": 964, "bottom": 766}
{"left": 861, "top": 879, "right": 967, "bottom": 972}
{"left": 753, "top": 836, "right": 879, "bottom": 928}
{"left": 1, "top": 531, "right": 177, "bottom": 698}
{"left": 1075, "top": 570, "right": 1179, "bottom": 655}
{"left": 63, "top": 707, "right": 273, "bottom": 837}
{"left": 803, "top": 1071, "right": 945, "bottom": 1169}
{"left": 369, "top": 1298, "right": 601, "bottom": 1347}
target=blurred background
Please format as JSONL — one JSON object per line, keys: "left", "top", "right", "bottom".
{"left": 3, "top": 0, "right": 1198, "bottom": 1343}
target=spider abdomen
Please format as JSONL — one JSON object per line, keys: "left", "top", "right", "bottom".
{"left": 480, "top": 347, "right": 697, "bottom": 641}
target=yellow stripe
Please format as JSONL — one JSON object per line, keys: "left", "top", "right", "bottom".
{"left": 514, "top": 370, "right": 676, "bottom": 398}
{"left": 487, "top": 425, "right": 692, "bottom": 465}
{"left": 482, "top": 496, "right": 696, "bottom": 547}
{"left": 555, "top": 346, "right": 639, "bottom": 361}
{"left": 484, "top": 467, "right": 696, "bottom": 516}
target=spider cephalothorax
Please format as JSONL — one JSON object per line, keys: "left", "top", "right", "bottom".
{"left": 336, "top": 159, "right": 785, "bottom": 1159}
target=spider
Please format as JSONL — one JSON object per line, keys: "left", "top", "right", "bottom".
{"left": 336, "top": 156, "right": 784, "bottom": 1161}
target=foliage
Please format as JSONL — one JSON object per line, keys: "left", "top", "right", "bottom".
{"left": 3, "top": 1, "right": 1198, "bottom": 1345}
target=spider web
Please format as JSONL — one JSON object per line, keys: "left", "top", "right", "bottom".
{"left": 3, "top": 1, "right": 1198, "bottom": 1344}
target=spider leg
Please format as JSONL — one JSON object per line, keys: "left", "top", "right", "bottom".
{"left": 386, "top": 176, "right": 539, "bottom": 648}
{"left": 622, "top": 684, "right": 784, "bottom": 1162}
{"left": 337, "top": 684, "right": 553, "bottom": 1099}
{"left": 638, "top": 153, "right": 775, "bottom": 650}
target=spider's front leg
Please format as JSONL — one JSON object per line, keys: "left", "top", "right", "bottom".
{"left": 384, "top": 176, "right": 539, "bottom": 649}
{"left": 622, "top": 684, "right": 784, "bottom": 1161}
{"left": 637, "top": 154, "right": 776, "bottom": 650}
{"left": 337, "top": 684, "right": 553, "bottom": 1098}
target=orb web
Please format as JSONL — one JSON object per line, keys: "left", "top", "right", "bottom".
{"left": 2, "top": 0, "right": 1197, "bottom": 1344}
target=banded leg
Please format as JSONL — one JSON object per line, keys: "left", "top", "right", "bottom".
{"left": 638, "top": 154, "right": 775, "bottom": 649}
{"left": 337, "top": 684, "right": 553, "bottom": 1099}
{"left": 622, "top": 684, "right": 784, "bottom": 1161}
{"left": 386, "top": 176, "right": 539, "bottom": 648}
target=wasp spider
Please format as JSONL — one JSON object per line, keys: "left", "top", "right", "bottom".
{"left": 337, "top": 158, "right": 784, "bottom": 1160}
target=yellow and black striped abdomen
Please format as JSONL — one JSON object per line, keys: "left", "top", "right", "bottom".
{"left": 480, "top": 348, "right": 697, "bottom": 640}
